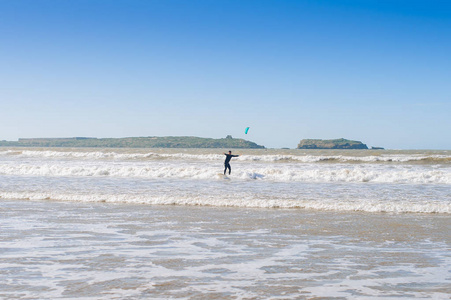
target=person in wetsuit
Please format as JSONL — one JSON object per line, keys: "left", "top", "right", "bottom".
{"left": 224, "top": 151, "right": 239, "bottom": 175}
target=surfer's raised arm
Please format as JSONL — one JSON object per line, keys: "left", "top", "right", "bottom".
{"left": 224, "top": 153, "right": 239, "bottom": 157}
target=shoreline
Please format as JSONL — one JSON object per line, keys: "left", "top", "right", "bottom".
{"left": 1, "top": 198, "right": 449, "bottom": 299}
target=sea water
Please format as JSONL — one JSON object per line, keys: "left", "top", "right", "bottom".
{"left": 0, "top": 148, "right": 450, "bottom": 299}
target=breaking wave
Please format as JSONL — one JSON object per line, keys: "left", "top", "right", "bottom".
{"left": 0, "top": 191, "right": 449, "bottom": 214}
{"left": 1, "top": 148, "right": 450, "bottom": 215}
{"left": 1, "top": 149, "right": 451, "bottom": 164}
{"left": 1, "top": 163, "right": 450, "bottom": 184}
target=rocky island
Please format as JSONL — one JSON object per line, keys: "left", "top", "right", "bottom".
{"left": 0, "top": 136, "right": 265, "bottom": 149}
{"left": 297, "top": 138, "right": 369, "bottom": 149}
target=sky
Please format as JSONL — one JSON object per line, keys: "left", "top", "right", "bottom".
{"left": 0, "top": 0, "right": 450, "bottom": 149}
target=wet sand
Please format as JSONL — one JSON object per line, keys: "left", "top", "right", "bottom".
{"left": 1, "top": 199, "right": 450, "bottom": 299}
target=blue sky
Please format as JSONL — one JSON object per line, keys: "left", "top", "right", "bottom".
{"left": 1, "top": 0, "right": 450, "bottom": 149}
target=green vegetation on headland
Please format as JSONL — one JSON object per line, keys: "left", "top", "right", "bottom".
{"left": 297, "top": 138, "right": 370, "bottom": 149}
{"left": 0, "top": 136, "right": 265, "bottom": 149}
{"left": 0, "top": 136, "right": 384, "bottom": 150}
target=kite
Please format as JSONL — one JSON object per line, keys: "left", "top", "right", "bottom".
{"left": 245, "top": 127, "right": 250, "bottom": 134}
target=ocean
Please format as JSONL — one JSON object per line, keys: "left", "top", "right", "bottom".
{"left": 0, "top": 147, "right": 450, "bottom": 299}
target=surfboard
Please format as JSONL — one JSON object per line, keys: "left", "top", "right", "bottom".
{"left": 217, "top": 173, "right": 230, "bottom": 180}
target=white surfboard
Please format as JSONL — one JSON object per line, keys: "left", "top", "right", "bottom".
{"left": 218, "top": 173, "right": 230, "bottom": 180}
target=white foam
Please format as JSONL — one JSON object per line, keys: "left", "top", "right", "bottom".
{"left": 0, "top": 149, "right": 224, "bottom": 161}
{"left": 1, "top": 148, "right": 450, "bottom": 215}
{"left": 1, "top": 162, "right": 450, "bottom": 184}
{"left": 1, "top": 149, "right": 450, "bottom": 164}
{"left": 241, "top": 154, "right": 451, "bottom": 163}
{"left": 1, "top": 191, "right": 449, "bottom": 214}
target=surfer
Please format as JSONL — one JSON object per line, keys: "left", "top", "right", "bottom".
{"left": 224, "top": 151, "right": 239, "bottom": 175}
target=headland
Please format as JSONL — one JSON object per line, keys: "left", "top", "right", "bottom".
{"left": 297, "top": 138, "right": 371, "bottom": 149}
{"left": 0, "top": 136, "right": 265, "bottom": 149}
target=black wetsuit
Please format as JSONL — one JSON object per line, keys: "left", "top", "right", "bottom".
{"left": 224, "top": 154, "right": 238, "bottom": 175}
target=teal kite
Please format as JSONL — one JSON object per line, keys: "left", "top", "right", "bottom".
{"left": 245, "top": 127, "right": 250, "bottom": 134}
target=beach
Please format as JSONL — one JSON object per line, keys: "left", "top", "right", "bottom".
{"left": 3, "top": 0, "right": 450, "bottom": 298}
{"left": 1, "top": 148, "right": 450, "bottom": 299}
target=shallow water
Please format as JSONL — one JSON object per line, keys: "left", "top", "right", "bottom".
{"left": 0, "top": 148, "right": 450, "bottom": 213}
{"left": 1, "top": 147, "right": 450, "bottom": 298}
{"left": 1, "top": 200, "right": 450, "bottom": 299}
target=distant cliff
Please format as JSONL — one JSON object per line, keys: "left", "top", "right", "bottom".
{"left": 0, "top": 136, "right": 265, "bottom": 149}
{"left": 297, "top": 138, "right": 368, "bottom": 149}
